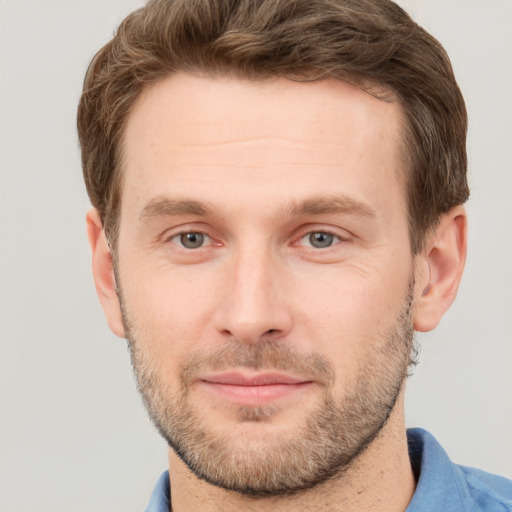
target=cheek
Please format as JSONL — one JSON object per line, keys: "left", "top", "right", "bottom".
{"left": 291, "top": 263, "right": 408, "bottom": 356}
{"left": 120, "top": 261, "right": 223, "bottom": 356}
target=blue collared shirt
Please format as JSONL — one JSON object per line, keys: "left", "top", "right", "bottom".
{"left": 145, "top": 429, "right": 512, "bottom": 511}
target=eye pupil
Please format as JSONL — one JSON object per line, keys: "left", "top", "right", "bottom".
{"left": 180, "top": 232, "right": 204, "bottom": 249}
{"left": 309, "top": 232, "right": 334, "bottom": 248}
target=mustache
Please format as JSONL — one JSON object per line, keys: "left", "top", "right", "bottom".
{"left": 178, "top": 340, "right": 335, "bottom": 387}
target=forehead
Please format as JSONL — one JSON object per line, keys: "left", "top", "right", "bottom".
{"left": 120, "top": 73, "right": 406, "bottom": 221}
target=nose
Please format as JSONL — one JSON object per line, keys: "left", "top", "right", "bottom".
{"left": 213, "top": 244, "right": 293, "bottom": 344}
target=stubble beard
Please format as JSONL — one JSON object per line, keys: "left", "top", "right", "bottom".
{"left": 121, "top": 285, "right": 415, "bottom": 497}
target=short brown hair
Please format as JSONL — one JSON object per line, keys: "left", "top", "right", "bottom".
{"left": 77, "top": 0, "right": 468, "bottom": 253}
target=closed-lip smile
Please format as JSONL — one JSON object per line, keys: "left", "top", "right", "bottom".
{"left": 198, "top": 371, "right": 314, "bottom": 406}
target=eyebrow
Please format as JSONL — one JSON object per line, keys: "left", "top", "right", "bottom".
{"left": 138, "top": 194, "right": 376, "bottom": 224}
{"left": 285, "top": 195, "right": 376, "bottom": 219}
{"left": 138, "top": 197, "right": 214, "bottom": 223}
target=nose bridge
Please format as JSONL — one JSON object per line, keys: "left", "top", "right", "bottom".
{"left": 216, "top": 239, "right": 292, "bottom": 342}
{"left": 236, "top": 242, "right": 273, "bottom": 308}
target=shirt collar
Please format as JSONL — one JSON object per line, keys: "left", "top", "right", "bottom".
{"left": 407, "top": 428, "right": 472, "bottom": 512}
{"left": 145, "top": 470, "right": 170, "bottom": 512}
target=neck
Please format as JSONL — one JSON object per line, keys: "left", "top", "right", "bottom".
{"left": 166, "top": 394, "right": 415, "bottom": 512}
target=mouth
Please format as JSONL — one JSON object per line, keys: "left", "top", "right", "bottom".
{"left": 198, "top": 371, "right": 314, "bottom": 406}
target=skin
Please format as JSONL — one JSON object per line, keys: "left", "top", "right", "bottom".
{"left": 87, "top": 73, "right": 467, "bottom": 511}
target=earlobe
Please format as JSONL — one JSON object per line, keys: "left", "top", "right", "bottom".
{"left": 413, "top": 206, "right": 467, "bottom": 332}
{"left": 86, "top": 209, "right": 126, "bottom": 338}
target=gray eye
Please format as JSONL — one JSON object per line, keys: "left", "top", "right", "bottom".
{"left": 180, "top": 232, "right": 205, "bottom": 249}
{"left": 308, "top": 232, "right": 335, "bottom": 248}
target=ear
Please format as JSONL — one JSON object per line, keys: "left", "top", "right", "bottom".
{"left": 86, "top": 209, "right": 126, "bottom": 338}
{"left": 413, "top": 206, "right": 467, "bottom": 332}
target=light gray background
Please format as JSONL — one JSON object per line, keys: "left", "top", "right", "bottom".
{"left": 0, "top": 1, "right": 510, "bottom": 511}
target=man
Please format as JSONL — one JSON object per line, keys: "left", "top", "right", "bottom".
{"left": 78, "top": 0, "right": 512, "bottom": 510}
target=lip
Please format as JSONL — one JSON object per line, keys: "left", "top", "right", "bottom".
{"left": 198, "top": 372, "right": 314, "bottom": 406}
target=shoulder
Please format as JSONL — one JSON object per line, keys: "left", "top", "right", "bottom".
{"left": 407, "top": 428, "right": 512, "bottom": 512}
{"left": 456, "top": 465, "right": 512, "bottom": 511}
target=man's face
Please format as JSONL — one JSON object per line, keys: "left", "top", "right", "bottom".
{"left": 115, "top": 73, "right": 418, "bottom": 495}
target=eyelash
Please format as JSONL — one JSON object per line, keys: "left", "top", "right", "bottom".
{"left": 298, "top": 230, "right": 344, "bottom": 249}
{"left": 167, "top": 231, "right": 215, "bottom": 249}
{"left": 166, "top": 228, "right": 347, "bottom": 250}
